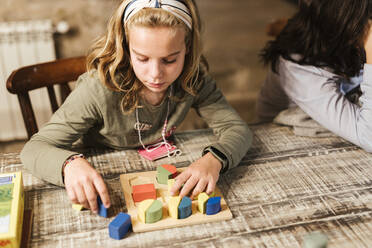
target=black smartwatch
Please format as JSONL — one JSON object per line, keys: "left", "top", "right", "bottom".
{"left": 203, "top": 146, "right": 228, "bottom": 174}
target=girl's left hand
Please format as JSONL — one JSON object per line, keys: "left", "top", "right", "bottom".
{"left": 170, "top": 152, "right": 222, "bottom": 199}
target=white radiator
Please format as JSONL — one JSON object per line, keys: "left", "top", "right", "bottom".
{"left": 0, "top": 20, "right": 56, "bottom": 141}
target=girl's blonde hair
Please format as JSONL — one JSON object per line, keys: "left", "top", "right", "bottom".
{"left": 87, "top": 0, "right": 207, "bottom": 113}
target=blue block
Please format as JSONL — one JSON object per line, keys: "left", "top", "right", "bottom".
{"left": 109, "top": 212, "right": 131, "bottom": 240}
{"left": 97, "top": 196, "right": 108, "bottom": 218}
{"left": 206, "top": 197, "right": 221, "bottom": 215}
{"left": 178, "top": 196, "right": 192, "bottom": 219}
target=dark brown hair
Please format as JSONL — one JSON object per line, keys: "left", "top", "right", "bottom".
{"left": 261, "top": 0, "right": 372, "bottom": 78}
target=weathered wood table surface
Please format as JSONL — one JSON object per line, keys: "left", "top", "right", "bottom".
{"left": 1, "top": 123, "right": 372, "bottom": 247}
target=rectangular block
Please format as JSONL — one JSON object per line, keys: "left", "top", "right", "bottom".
{"left": 168, "top": 196, "right": 181, "bottom": 219}
{"left": 132, "top": 184, "right": 156, "bottom": 202}
{"left": 97, "top": 196, "right": 108, "bottom": 218}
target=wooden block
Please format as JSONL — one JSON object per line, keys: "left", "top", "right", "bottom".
{"left": 190, "top": 191, "right": 214, "bottom": 201}
{"left": 168, "top": 196, "right": 181, "bottom": 219}
{"left": 72, "top": 204, "right": 84, "bottom": 211}
{"left": 97, "top": 196, "right": 108, "bottom": 218}
{"left": 138, "top": 199, "right": 154, "bottom": 223}
{"left": 109, "top": 212, "right": 131, "bottom": 240}
{"left": 161, "top": 164, "right": 177, "bottom": 175}
{"left": 156, "top": 164, "right": 177, "bottom": 184}
{"left": 206, "top": 197, "right": 221, "bottom": 215}
{"left": 167, "top": 179, "right": 179, "bottom": 195}
{"left": 120, "top": 170, "right": 233, "bottom": 233}
{"left": 156, "top": 166, "right": 172, "bottom": 184}
{"left": 132, "top": 183, "right": 156, "bottom": 202}
{"left": 178, "top": 197, "right": 192, "bottom": 219}
{"left": 145, "top": 200, "right": 163, "bottom": 224}
{"left": 197, "top": 193, "right": 209, "bottom": 214}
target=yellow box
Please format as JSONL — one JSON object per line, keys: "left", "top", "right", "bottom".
{"left": 0, "top": 172, "right": 24, "bottom": 248}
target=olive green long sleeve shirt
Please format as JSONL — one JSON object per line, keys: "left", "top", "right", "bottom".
{"left": 21, "top": 70, "right": 252, "bottom": 186}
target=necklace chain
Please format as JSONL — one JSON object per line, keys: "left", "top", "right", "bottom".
{"left": 135, "top": 86, "right": 182, "bottom": 157}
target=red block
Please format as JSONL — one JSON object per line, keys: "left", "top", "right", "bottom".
{"left": 161, "top": 164, "right": 177, "bottom": 178}
{"left": 132, "top": 184, "right": 156, "bottom": 203}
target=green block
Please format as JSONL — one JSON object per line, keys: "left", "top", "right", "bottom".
{"left": 156, "top": 166, "right": 172, "bottom": 184}
{"left": 145, "top": 200, "right": 163, "bottom": 223}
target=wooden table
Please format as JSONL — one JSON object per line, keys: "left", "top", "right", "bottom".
{"left": 1, "top": 123, "right": 372, "bottom": 247}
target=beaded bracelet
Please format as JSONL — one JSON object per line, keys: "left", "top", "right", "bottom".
{"left": 62, "top": 154, "right": 85, "bottom": 183}
{"left": 63, "top": 154, "right": 85, "bottom": 167}
{"left": 62, "top": 154, "right": 85, "bottom": 176}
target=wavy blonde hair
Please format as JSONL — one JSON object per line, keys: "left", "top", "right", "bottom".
{"left": 87, "top": 0, "right": 207, "bottom": 113}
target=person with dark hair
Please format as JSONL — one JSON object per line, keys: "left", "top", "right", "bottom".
{"left": 257, "top": 0, "right": 372, "bottom": 151}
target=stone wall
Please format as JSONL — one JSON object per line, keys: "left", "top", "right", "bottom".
{"left": 1, "top": 0, "right": 296, "bottom": 130}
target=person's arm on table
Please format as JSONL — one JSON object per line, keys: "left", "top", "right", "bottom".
{"left": 20, "top": 74, "right": 111, "bottom": 212}
{"left": 171, "top": 74, "right": 252, "bottom": 198}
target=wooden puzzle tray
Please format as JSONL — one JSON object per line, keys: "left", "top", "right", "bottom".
{"left": 120, "top": 169, "right": 233, "bottom": 232}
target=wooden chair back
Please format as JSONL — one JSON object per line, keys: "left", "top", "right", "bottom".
{"left": 6, "top": 56, "right": 87, "bottom": 139}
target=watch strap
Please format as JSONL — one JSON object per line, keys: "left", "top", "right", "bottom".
{"left": 203, "top": 146, "right": 228, "bottom": 174}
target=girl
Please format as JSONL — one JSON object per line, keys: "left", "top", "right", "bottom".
{"left": 257, "top": 0, "right": 372, "bottom": 150}
{"left": 21, "top": 0, "right": 251, "bottom": 214}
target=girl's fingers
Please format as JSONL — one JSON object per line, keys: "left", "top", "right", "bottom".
{"left": 83, "top": 182, "right": 98, "bottom": 213}
{"left": 191, "top": 179, "right": 208, "bottom": 199}
{"left": 206, "top": 178, "right": 217, "bottom": 195}
{"left": 75, "top": 185, "right": 89, "bottom": 209}
{"left": 171, "top": 171, "right": 191, "bottom": 196}
{"left": 93, "top": 176, "right": 111, "bottom": 208}
{"left": 179, "top": 175, "right": 198, "bottom": 198}
{"left": 66, "top": 186, "right": 78, "bottom": 204}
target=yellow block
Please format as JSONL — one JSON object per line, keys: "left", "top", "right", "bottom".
{"left": 168, "top": 196, "right": 181, "bottom": 219}
{"left": 167, "top": 179, "right": 179, "bottom": 195}
{"left": 72, "top": 204, "right": 84, "bottom": 211}
{"left": 138, "top": 199, "right": 154, "bottom": 223}
{"left": 0, "top": 171, "right": 24, "bottom": 248}
{"left": 197, "top": 193, "right": 209, "bottom": 214}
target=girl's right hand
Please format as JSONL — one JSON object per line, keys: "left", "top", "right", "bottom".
{"left": 63, "top": 158, "right": 111, "bottom": 213}
{"left": 364, "top": 24, "right": 372, "bottom": 64}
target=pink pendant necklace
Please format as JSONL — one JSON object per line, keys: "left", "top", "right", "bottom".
{"left": 135, "top": 86, "right": 182, "bottom": 159}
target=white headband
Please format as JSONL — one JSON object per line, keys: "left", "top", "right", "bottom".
{"left": 123, "top": 0, "right": 192, "bottom": 30}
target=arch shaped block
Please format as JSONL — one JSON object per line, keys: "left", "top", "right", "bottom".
{"left": 156, "top": 164, "right": 177, "bottom": 184}
{"left": 206, "top": 197, "right": 221, "bottom": 215}
{"left": 145, "top": 200, "right": 163, "bottom": 223}
{"left": 178, "top": 196, "right": 192, "bottom": 219}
